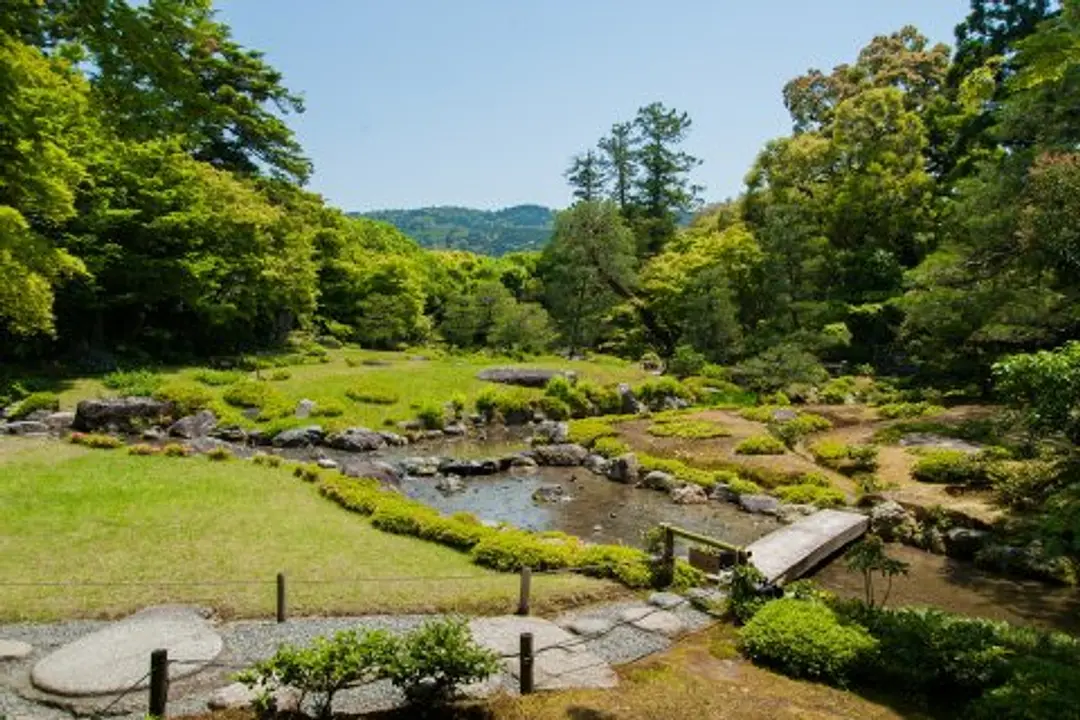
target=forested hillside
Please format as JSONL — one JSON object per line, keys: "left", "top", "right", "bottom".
{"left": 355, "top": 205, "right": 555, "bottom": 255}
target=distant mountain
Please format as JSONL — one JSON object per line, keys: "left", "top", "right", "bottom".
{"left": 353, "top": 205, "right": 555, "bottom": 256}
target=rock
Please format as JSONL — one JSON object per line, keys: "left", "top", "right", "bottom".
{"left": 4, "top": 421, "right": 49, "bottom": 435}
{"left": 532, "top": 443, "right": 589, "bottom": 467}
{"left": 22, "top": 408, "right": 52, "bottom": 422}
{"left": 211, "top": 425, "right": 248, "bottom": 443}
{"left": 710, "top": 484, "right": 739, "bottom": 503}
{"left": 532, "top": 484, "right": 566, "bottom": 503}
{"left": 642, "top": 470, "right": 677, "bottom": 492}
{"left": 43, "top": 411, "right": 75, "bottom": 431}
{"left": 422, "top": 429, "right": 445, "bottom": 440}
{"left": 899, "top": 433, "right": 983, "bottom": 454}
{"left": 617, "top": 383, "right": 643, "bottom": 415}
{"left": 869, "top": 500, "right": 916, "bottom": 542}
{"left": 436, "top": 475, "right": 465, "bottom": 494}
{"left": 661, "top": 396, "right": 691, "bottom": 411}
{"left": 0, "top": 639, "right": 33, "bottom": 660}
{"left": 443, "top": 422, "right": 467, "bottom": 437}
{"left": 945, "top": 527, "right": 989, "bottom": 560}
{"left": 401, "top": 457, "right": 441, "bottom": 477}
{"left": 739, "top": 494, "right": 780, "bottom": 515}
{"left": 671, "top": 484, "right": 708, "bottom": 505}
{"left": 476, "top": 367, "right": 575, "bottom": 388}
{"left": 776, "top": 504, "right": 818, "bottom": 524}
{"left": 584, "top": 454, "right": 610, "bottom": 475}
{"left": 295, "top": 399, "right": 316, "bottom": 419}
{"left": 31, "top": 606, "right": 222, "bottom": 696}
{"left": 593, "top": 524, "right": 603, "bottom": 533}
{"left": 141, "top": 427, "right": 166, "bottom": 441}
{"left": 439, "top": 458, "right": 500, "bottom": 476}
{"left": 468, "top": 413, "right": 485, "bottom": 425}
{"left": 648, "top": 592, "right": 685, "bottom": 610}
{"left": 316, "top": 458, "right": 339, "bottom": 470}
{"left": 247, "top": 430, "right": 271, "bottom": 446}
{"left": 398, "top": 419, "right": 424, "bottom": 432}
{"left": 379, "top": 430, "right": 408, "bottom": 446}
{"left": 686, "top": 587, "right": 727, "bottom": 608}
{"left": 272, "top": 425, "right": 325, "bottom": 448}
{"left": 771, "top": 408, "right": 799, "bottom": 422}
{"left": 510, "top": 454, "right": 539, "bottom": 469}
{"left": 73, "top": 397, "right": 173, "bottom": 433}
{"left": 168, "top": 410, "right": 218, "bottom": 439}
{"left": 207, "top": 681, "right": 300, "bottom": 712}
{"left": 563, "top": 617, "right": 615, "bottom": 637}
{"left": 619, "top": 606, "right": 686, "bottom": 637}
{"left": 532, "top": 420, "right": 570, "bottom": 445}
{"left": 605, "top": 453, "right": 639, "bottom": 483}
{"left": 341, "top": 460, "right": 402, "bottom": 485}
{"left": 326, "top": 427, "right": 387, "bottom": 453}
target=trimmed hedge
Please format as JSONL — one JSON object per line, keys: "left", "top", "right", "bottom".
{"left": 912, "top": 449, "right": 987, "bottom": 485}
{"left": 8, "top": 391, "right": 59, "bottom": 419}
{"left": 774, "top": 484, "right": 846, "bottom": 507}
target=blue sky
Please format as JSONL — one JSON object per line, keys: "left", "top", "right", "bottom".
{"left": 215, "top": 0, "right": 966, "bottom": 212}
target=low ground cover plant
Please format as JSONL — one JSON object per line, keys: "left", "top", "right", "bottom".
{"left": 877, "top": 401, "right": 945, "bottom": 419}
{"left": 911, "top": 449, "right": 989, "bottom": 486}
{"left": 735, "top": 435, "right": 787, "bottom": 455}
{"left": 7, "top": 391, "right": 59, "bottom": 419}
{"left": 810, "top": 441, "right": 879, "bottom": 475}
{"left": 102, "top": 369, "right": 165, "bottom": 397}
{"left": 647, "top": 418, "right": 732, "bottom": 439}
{"left": 69, "top": 432, "right": 123, "bottom": 449}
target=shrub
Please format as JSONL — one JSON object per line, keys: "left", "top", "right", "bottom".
{"left": 877, "top": 401, "right": 945, "bottom": 419}
{"left": 989, "top": 460, "right": 1062, "bottom": 510}
{"left": 731, "top": 344, "right": 829, "bottom": 393}
{"left": 567, "top": 418, "right": 618, "bottom": 446}
{"left": 102, "top": 369, "right": 165, "bottom": 397}
{"left": 470, "top": 530, "right": 583, "bottom": 571}
{"left": 668, "top": 344, "right": 706, "bottom": 378}
{"left": 311, "top": 400, "right": 346, "bottom": 418}
{"left": 345, "top": 387, "right": 399, "bottom": 405}
{"left": 593, "top": 436, "right": 631, "bottom": 458}
{"left": 8, "top": 391, "right": 59, "bottom": 419}
{"left": 635, "top": 377, "right": 692, "bottom": 408}
{"left": 637, "top": 452, "right": 717, "bottom": 488}
{"left": 127, "top": 443, "right": 161, "bottom": 456}
{"left": 153, "top": 382, "right": 215, "bottom": 417}
{"left": 968, "top": 657, "right": 1080, "bottom": 720}
{"left": 728, "top": 564, "right": 770, "bottom": 623}
{"left": 647, "top": 419, "right": 731, "bottom": 439}
{"left": 544, "top": 376, "right": 590, "bottom": 417}
{"left": 810, "top": 441, "right": 879, "bottom": 475}
{"left": 787, "top": 471, "right": 831, "bottom": 488}
{"left": 384, "top": 618, "right": 501, "bottom": 704}
{"left": 578, "top": 545, "right": 654, "bottom": 587}
{"left": 162, "top": 443, "right": 190, "bottom": 457}
{"left": 768, "top": 413, "right": 832, "bottom": 447}
{"left": 449, "top": 392, "right": 467, "bottom": 418}
{"left": 269, "top": 369, "right": 292, "bottom": 381}
{"left": 475, "top": 386, "right": 534, "bottom": 422}
{"left": 223, "top": 380, "right": 280, "bottom": 409}
{"left": 70, "top": 432, "right": 123, "bottom": 449}
{"left": 537, "top": 395, "right": 571, "bottom": 421}
{"left": 192, "top": 369, "right": 244, "bottom": 387}
{"left": 912, "top": 449, "right": 987, "bottom": 485}
{"left": 727, "top": 478, "right": 765, "bottom": 496}
{"left": 775, "top": 484, "right": 846, "bottom": 507}
{"left": 416, "top": 402, "right": 446, "bottom": 430}
{"left": 739, "top": 599, "right": 877, "bottom": 685}
{"left": 735, "top": 435, "right": 787, "bottom": 455}
{"left": 739, "top": 405, "right": 780, "bottom": 423}
{"left": 579, "top": 382, "right": 622, "bottom": 415}
{"left": 206, "top": 446, "right": 233, "bottom": 461}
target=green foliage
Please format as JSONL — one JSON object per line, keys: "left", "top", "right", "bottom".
{"left": 192, "top": 369, "right": 244, "bottom": 387}
{"left": 732, "top": 345, "right": 828, "bottom": 393}
{"left": 637, "top": 452, "right": 717, "bottom": 488}
{"left": 221, "top": 380, "right": 289, "bottom": 420}
{"left": 161, "top": 443, "right": 190, "bottom": 457}
{"left": 844, "top": 535, "right": 909, "bottom": 608}
{"left": 727, "top": 478, "right": 765, "bottom": 496}
{"left": 470, "top": 530, "right": 583, "bottom": 572}
{"left": 566, "top": 418, "right": 620, "bottom": 446}
{"left": 912, "top": 450, "right": 988, "bottom": 485}
{"left": 310, "top": 401, "right": 345, "bottom": 418}
{"left": 205, "top": 447, "right": 233, "bottom": 462}
{"left": 345, "top": 387, "right": 399, "bottom": 405}
{"left": 102, "top": 370, "right": 165, "bottom": 397}
{"left": 668, "top": 344, "right": 707, "bottom": 378}
{"left": 543, "top": 376, "right": 591, "bottom": 417}
{"left": 593, "top": 436, "right": 631, "bottom": 458}
{"left": 152, "top": 382, "right": 215, "bottom": 417}
{"left": 360, "top": 205, "right": 554, "bottom": 256}
{"left": 739, "top": 599, "right": 878, "bottom": 685}
{"left": 647, "top": 419, "right": 731, "bottom": 439}
{"left": 127, "top": 443, "right": 160, "bottom": 456}
{"left": 383, "top": 618, "right": 501, "bottom": 704}
{"left": 537, "top": 395, "right": 571, "bottom": 421}
{"left": 474, "top": 386, "right": 534, "bottom": 423}
{"left": 768, "top": 413, "right": 832, "bottom": 447}
{"left": 69, "top": 432, "right": 122, "bottom": 449}
{"left": 635, "top": 377, "right": 692, "bottom": 408}
{"left": 810, "top": 441, "right": 879, "bottom": 475}
{"left": 269, "top": 369, "right": 292, "bottom": 382}
{"left": 735, "top": 435, "right": 787, "bottom": 455}
{"left": 968, "top": 657, "right": 1080, "bottom": 720}
{"left": 7, "top": 392, "right": 58, "bottom": 419}
{"left": 728, "top": 564, "right": 770, "bottom": 623}
{"left": 877, "top": 401, "right": 945, "bottom": 419}
{"left": 774, "top": 484, "right": 846, "bottom": 507}
{"left": 994, "top": 341, "right": 1080, "bottom": 443}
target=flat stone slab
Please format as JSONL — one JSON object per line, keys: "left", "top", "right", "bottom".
{"left": 561, "top": 617, "right": 615, "bottom": 638}
{"left": 648, "top": 592, "right": 685, "bottom": 610}
{"left": 618, "top": 606, "right": 685, "bottom": 637}
{"left": 0, "top": 639, "right": 33, "bottom": 660}
{"left": 31, "top": 606, "right": 222, "bottom": 697}
{"left": 746, "top": 509, "right": 870, "bottom": 584}
{"left": 469, "top": 616, "right": 617, "bottom": 690}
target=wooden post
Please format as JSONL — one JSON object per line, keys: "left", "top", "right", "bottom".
{"left": 149, "top": 648, "right": 168, "bottom": 718}
{"left": 517, "top": 566, "right": 532, "bottom": 616}
{"left": 519, "top": 632, "right": 534, "bottom": 695}
{"left": 276, "top": 572, "right": 286, "bottom": 623}
{"left": 660, "top": 524, "right": 675, "bottom": 588}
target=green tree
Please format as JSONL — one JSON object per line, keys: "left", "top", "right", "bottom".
{"left": 994, "top": 341, "right": 1080, "bottom": 443}
{"left": 844, "top": 534, "right": 909, "bottom": 608}
{"left": 565, "top": 149, "right": 608, "bottom": 202}
{"left": 597, "top": 121, "right": 637, "bottom": 212}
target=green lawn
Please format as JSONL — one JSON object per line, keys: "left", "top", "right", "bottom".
{"left": 0, "top": 438, "right": 613, "bottom": 621}
{"left": 49, "top": 348, "right": 650, "bottom": 432}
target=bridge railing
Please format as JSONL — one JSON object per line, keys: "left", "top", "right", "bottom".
{"left": 657, "top": 522, "right": 751, "bottom": 585}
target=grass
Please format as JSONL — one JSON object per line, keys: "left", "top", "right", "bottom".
{"left": 648, "top": 419, "right": 732, "bottom": 439}
{"left": 0, "top": 437, "right": 610, "bottom": 622}
{"left": 47, "top": 349, "right": 650, "bottom": 434}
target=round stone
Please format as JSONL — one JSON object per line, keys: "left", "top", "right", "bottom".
{"left": 0, "top": 639, "right": 33, "bottom": 660}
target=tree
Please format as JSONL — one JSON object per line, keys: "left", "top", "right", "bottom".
{"left": 541, "top": 201, "right": 637, "bottom": 354}
{"left": 845, "top": 534, "right": 909, "bottom": 608}
{"left": 565, "top": 149, "right": 608, "bottom": 202}
{"left": 994, "top": 341, "right": 1080, "bottom": 443}
{"left": 631, "top": 102, "right": 702, "bottom": 254}
{"left": 953, "top": 0, "right": 1058, "bottom": 82}
{"left": 597, "top": 121, "right": 637, "bottom": 211}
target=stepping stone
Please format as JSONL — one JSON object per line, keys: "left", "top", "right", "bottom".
{"left": 0, "top": 639, "right": 33, "bottom": 660}
{"left": 648, "top": 592, "right": 685, "bottom": 610}
{"left": 469, "top": 616, "right": 617, "bottom": 691}
{"left": 619, "top": 606, "right": 686, "bottom": 637}
{"left": 208, "top": 681, "right": 300, "bottom": 712}
{"left": 32, "top": 606, "right": 222, "bottom": 696}
{"left": 562, "top": 617, "right": 615, "bottom": 637}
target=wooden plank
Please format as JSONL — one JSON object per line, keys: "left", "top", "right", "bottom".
{"left": 745, "top": 510, "right": 869, "bottom": 584}
{"left": 667, "top": 525, "right": 745, "bottom": 554}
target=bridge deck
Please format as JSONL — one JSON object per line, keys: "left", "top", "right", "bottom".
{"left": 745, "top": 509, "right": 869, "bottom": 584}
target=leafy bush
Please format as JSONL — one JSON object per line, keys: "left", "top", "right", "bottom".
{"left": 593, "top": 436, "right": 631, "bottom": 458}
{"left": 567, "top": 417, "right": 619, "bottom": 446}
{"left": 537, "top": 395, "right": 571, "bottom": 421}
{"left": 223, "top": 380, "right": 280, "bottom": 408}
{"left": 8, "top": 391, "right": 59, "bottom": 419}
{"left": 728, "top": 564, "right": 770, "bottom": 623}
{"left": 637, "top": 452, "right": 717, "bottom": 488}
{"left": 877, "top": 401, "right": 945, "bottom": 419}
{"left": 668, "top": 344, "right": 706, "bottom": 378}
{"left": 768, "top": 413, "right": 832, "bottom": 447}
{"left": 127, "top": 443, "right": 161, "bottom": 456}
{"left": 206, "top": 446, "right": 233, "bottom": 461}
{"left": 162, "top": 443, "right": 191, "bottom": 457}
{"left": 810, "top": 441, "right": 879, "bottom": 475}
{"left": 311, "top": 400, "right": 346, "bottom": 418}
{"left": 269, "top": 369, "right": 292, "bottom": 381}
{"left": 384, "top": 618, "right": 501, "bottom": 704}
{"left": 739, "top": 599, "right": 877, "bottom": 685}
{"left": 153, "top": 382, "right": 215, "bottom": 417}
{"left": 449, "top": 392, "right": 467, "bottom": 418}
{"left": 416, "top": 401, "right": 446, "bottom": 430}
{"left": 475, "top": 386, "right": 534, "bottom": 423}
{"left": 102, "top": 369, "right": 165, "bottom": 397}
{"left": 647, "top": 419, "right": 731, "bottom": 439}
{"left": 69, "top": 432, "right": 123, "bottom": 449}
{"left": 738, "top": 405, "right": 782, "bottom": 423}
{"left": 912, "top": 450, "right": 988, "bottom": 486}
{"left": 732, "top": 344, "right": 829, "bottom": 393}
{"left": 635, "top": 377, "right": 692, "bottom": 408}
{"left": 470, "top": 529, "right": 583, "bottom": 571}
{"left": 345, "top": 387, "right": 399, "bottom": 405}
{"left": 192, "top": 369, "right": 244, "bottom": 387}
{"left": 735, "top": 435, "right": 787, "bottom": 455}
{"left": 988, "top": 460, "right": 1062, "bottom": 510}
{"left": 579, "top": 382, "right": 623, "bottom": 415}
{"left": 543, "top": 376, "right": 591, "bottom": 417}
{"left": 727, "top": 477, "right": 765, "bottom": 496}
{"left": 775, "top": 484, "right": 846, "bottom": 507}
{"left": 968, "top": 657, "right": 1080, "bottom": 720}
{"left": 577, "top": 544, "right": 654, "bottom": 587}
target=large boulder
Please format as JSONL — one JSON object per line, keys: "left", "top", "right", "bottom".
{"left": 341, "top": 460, "right": 402, "bottom": 485}
{"left": 476, "top": 367, "right": 575, "bottom": 388}
{"left": 211, "top": 425, "right": 248, "bottom": 443}
{"left": 945, "top": 527, "right": 989, "bottom": 560}
{"left": 642, "top": 470, "right": 677, "bottom": 492}
{"left": 44, "top": 411, "right": 75, "bottom": 431}
{"left": 584, "top": 454, "right": 610, "bottom": 475}
{"left": 532, "top": 420, "right": 570, "bottom": 445}
{"left": 326, "top": 427, "right": 387, "bottom": 453}
{"left": 168, "top": 410, "right": 218, "bottom": 439}
{"left": 606, "top": 453, "right": 640, "bottom": 484}
{"left": 73, "top": 397, "right": 173, "bottom": 433}
{"left": 671, "top": 484, "right": 708, "bottom": 505}
{"left": 869, "top": 500, "right": 917, "bottom": 542}
{"left": 617, "top": 383, "right": 642, "bottom": 415}
{"left": 272, "top": 425, "right": 325, "bottom": 448}
{"left": 532, "top": 443, "right": 590, "bottom": 467}
{"left": 438, "top": 458, "right": 501, "bottom": 476}
{"left": 739, "top": 494, "right": 780, "bottom": 516}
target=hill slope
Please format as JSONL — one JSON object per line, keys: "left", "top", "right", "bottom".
{"left": 354, "top": 205, "right": 555, "bottom": 256}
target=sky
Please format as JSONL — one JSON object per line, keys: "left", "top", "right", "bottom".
{"left": 215, "top": 0, "right": 968, "bottom": 212}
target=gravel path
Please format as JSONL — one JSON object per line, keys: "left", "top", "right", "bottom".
{"left": 0, "top": 595, "right": 721, "bottom": 719}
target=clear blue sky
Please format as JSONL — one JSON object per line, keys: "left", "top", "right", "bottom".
{"left": 215, "top": 0, "right": 967, "bottom": 212}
